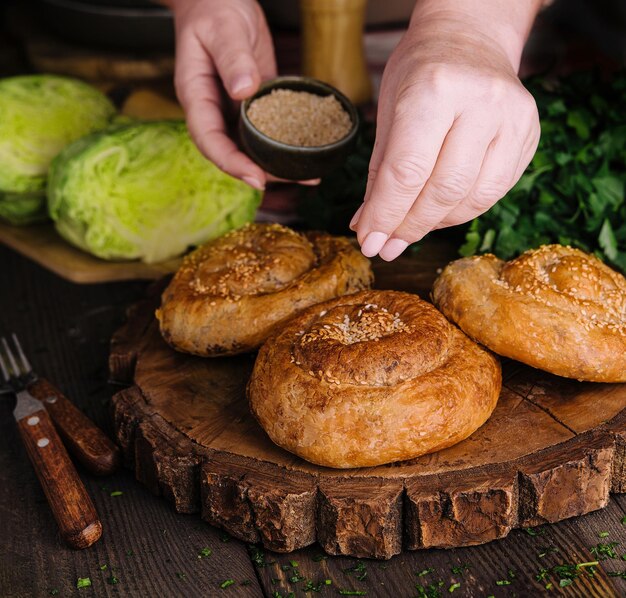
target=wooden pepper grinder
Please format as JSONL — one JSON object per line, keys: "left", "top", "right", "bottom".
{"left": 300, "top": 0, "right": 373, "bottom": 105}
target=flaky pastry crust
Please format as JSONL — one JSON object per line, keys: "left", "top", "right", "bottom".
{"left": 432, "top": 245, "right": 626, "bottom": 382}
{"left": 248, "top": 290, "right": 501, "bottom": 468}
{"left": 156, "top": 223, "right": 373, "bottom": 356}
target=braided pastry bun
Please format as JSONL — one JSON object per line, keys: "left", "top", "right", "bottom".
{"left": 248, "top": 290, "right": 501, "bottom": 468}
{"left": 432, "top": 245, "right": 626, "bottom": 382}
{"left": 157, "top": 223, "right": 373, "bottom": 356}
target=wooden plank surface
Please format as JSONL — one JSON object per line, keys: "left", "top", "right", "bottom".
{"left": 2, "top": 201, "right": 626, "bottom": 596}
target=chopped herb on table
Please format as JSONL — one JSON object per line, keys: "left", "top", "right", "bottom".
{"left": 338, "top": 591, "right": 367, "bottom": 596}
{"left": 197, "top": 547, "right": 212, "bottom": 559}
{"left": 99, "top": 564, "right": 107, "bottom": 571}
{"left": 272, "top": 592, "right": 295, "bottom": 598}
{"left": 415, "top": 580, "right": 445, "bottom": 598}
{"left": 220, "top": 579, "right": 235, "bottom": 589}
{"left": 176, "top": 572, "right": 187, "bottom": 581}
{"left": 448, "top": 582, "right": 461, "bottom": 592}
{"left": 451, "top": 564, "right": 470, "bottom": 575}
{"left": 107, "top": 575, "right": 119, "bottom": 585}
{"left": 76, "top": 577, "right": 92, "bottom": 589}
{"left": 247, "top": 545, "right": 275, "bottom": 567}
{"left": 49, "top": 590, "right": 59, "bottom": 596}
{"left": 417, "top": 568, "right": 435, "bottom": 577}
{"left": 343, "top": 561, "right": 367, "bottom": 581}
{"left": 312, "top": 554, "right": 328, "bottom": 562}
{"left": 590, "top": 541, "right": 620, "bottom": 560}
{"left": 524, "top": 526, "right": 544, "bottom": 537}
{"left": 608, "top": 571, "right": 626, "bottom": 579}
{"left": 621, "top": 516, "right": 626, "bottom": 525}
{"left": 110, "top": 490, "right": 123, "bottom": 497}
{"left": 495, "top": 580, "right": 511, "bottom": 586}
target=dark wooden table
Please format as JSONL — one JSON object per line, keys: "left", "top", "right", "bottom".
{"left": 1, "top": 244, "right": 626, "bottom": 598}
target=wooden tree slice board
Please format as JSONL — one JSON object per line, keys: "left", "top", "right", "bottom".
{"left": 109, "top": 248, "right": 626, "bottom": 559}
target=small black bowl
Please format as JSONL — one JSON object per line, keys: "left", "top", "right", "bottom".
{"left": 239, "top": 77, "right": 359, "bottom": 180}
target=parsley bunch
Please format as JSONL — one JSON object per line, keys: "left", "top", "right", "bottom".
{"left": 461, "top": 70, "right": 626, "bottom": 271}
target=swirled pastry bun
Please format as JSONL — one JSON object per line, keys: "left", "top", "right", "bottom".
{"left": 248, "top": 290, "right": 501, "bottom": 468}
{"left": 157, "top": 223, "right": 373, "bottom": 356}
{"left": 432, "top": 245, "right": 626, "bottom": 382}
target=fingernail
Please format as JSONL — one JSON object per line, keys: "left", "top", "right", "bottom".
{"left": 360, "top": 231, "right": 389, "bottom": 258}
{"left": 243, "top": 175, "right": 264, "bottom": 190}
{"left": 232, "top": 75, "right": 254, "bottom": 96}
{"left": 349, "top": 204, "right": 365, "bottom": 229}
{"left": 298, "top": 178, "right": 321, "bottom": 186}
{"left": 379, "top": 238, "right": 409, "bottom": 262}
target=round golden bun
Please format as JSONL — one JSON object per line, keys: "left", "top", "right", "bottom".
{"left": 248, "top": 290, "right": 501, "bottom": 468}
{"left": 432, "top": 244, "right": 626, "bottom": 382}
{"left": 157, "top": 223, "right": 373, "bottom": 356}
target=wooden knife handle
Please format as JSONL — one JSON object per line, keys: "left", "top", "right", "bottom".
{"left": 17, "top": 407, "right": 102, "bottom": 549}
{"left": 28, "top": 379, "right": 121, "bottom": 476}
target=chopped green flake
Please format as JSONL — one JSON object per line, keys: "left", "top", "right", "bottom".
{"left": 590, "top": 541, "right": 619, "bottom": 560}
{"left": 198, "top": 547, "right": 212, "bottom": 559}
{"left": 608, "top": 571, "right": 626, "bottom": 579}
{"left": 599, "top": 531, "right": 610, "bottom": 538}
{"left": 272, "top": 592, "right": 295, "bottom": 598}
{"left": 621, "top": 516, "right": 626, "bottom": 525}
{"left": 220, "top": 579, "right": 235, "bottom": 589}
{"left": 448, "top": 582, "right": 461, "bottom": 593}
{"left": 508, "top": 569, "right": 516, "bottom": 579}
{"left": 271, "top": 578, "right": 281, "bottom": 584}
{"left": 290, "top": 560, "right": 299, "bottom": 568}
{"left": 326, "top": 579, "right": 332, "bottom": 585}
{"left": 110, "top": 490, "right": 123, "bottom": 497}
{"left": 559, "top": 579, "right": 573, "bottom": 588}
{"left": 338, "top": 591, "right": 366, "bottom": 596}
{"left": 107, "top": 575, "right": 119, "bottom": 585}
{"left": 417, "top": 568, "right": 435, "bottom": 577}
{"left": 495, "top": 580, "right": 511, "bottom": 586}
{"left": 343, "top": 561, "right": 367, "bottom": 582}
{"left": 312, "top": 554, "right": 327, "bottom": 562}
{"left": 176, "top": 572, "right": 186, "bottom": 581}
{"left": 281, "top": 565, "right": 291, "bottom": 572}
{"left": 49, "top": 590, "right": 59, "bottom": 596}
{"left": 289, "top": 573, "right": 305, "bottom": 583}
{"left": 524, "top": 527, "right": 543, "bottom": 536}
{"left": 451, "top": 564, "right": 470, "bottom": 575}
{"left": 99, "top": 564, "right": 107, "bottom": 571}
{"left": 545, "top": 583, "right": 553, "bottom": 590}
{"left": 76, "top": 577, "right": 91, "bottom": 589}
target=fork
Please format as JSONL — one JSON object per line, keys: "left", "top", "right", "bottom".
{"left": 1, "top": 335, "right": 102, "bottom": 549}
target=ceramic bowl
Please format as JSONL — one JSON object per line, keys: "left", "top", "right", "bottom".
{"left": 239, "top": 76, "right": 359, "bottom": 180}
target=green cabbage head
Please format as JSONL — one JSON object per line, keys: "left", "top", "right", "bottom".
{"left": 0, "top": 74, "right": 115, "bottom": 224}
{"left": 48, "top": 120, "right": 262, "bottom": 263}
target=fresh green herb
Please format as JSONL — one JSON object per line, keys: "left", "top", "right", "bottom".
{"left": 290, "top": 561, "right": 299, "bottom": 568}
{"left": 559, "top": 579, "right": 573, "bottom": 588}
{"left": 536, "top": 568, "right": 550, "bottom": 582}
{"left": 99, "top": 564, "right": 108, "bottom": 571}
{"left": 76, "top": 577, "right": 91, "bottom": 589}
{"left": 508, "top": 569, "right": 516, "bottom": 579}
{"left": 49, "top": 590, "right": 59, "bottom": 596}
{"left": 338, "top": 591, "right": 366, "bottom": 596}
{"left": 459, "top": 71, "right": 626, "bottom": 272}
{"left": 312, "top": 554, "right": 328, "bottom": 562}
{"left": 495, "top": 580, "right": 511, "bottom": 586}
{"left": 590, "top": 541, "right": 619, "bottom": 560}
{"left": 220, "top": 579, "right": 235, "bottom": 589}
{"left": 448, "top": 582, "right": 461, "bottom": 592}
{"left": 176, "top": 573, "right": 186, "bottom": 581}
{"left": 110, "top": 490, "right": 123, "bottom": 497}
{"left": 198, "top": 547, "right": 212, "bottom": 559}
{"left": 621, "top": 516, "right": 626, "bottom": 525}
{"left": 107, "top": 575, "right": 119, "bottom": 585}
{"left": 415, "top": 580, "right": 444, "bottom": 598}
{"left": 272, "top": 592, "right": 295, "bottom": 598}
{"left": 326, "top": 580, "right": 333, "bottom": 585}
{"left": 599, "top": 531, "right": 610, "bottom": 538}
{"left": 281, "top": 565, "right": 291, "bottom": 572}
{"left": 524, "top": 527, "right": 544, "bottom": 537}
{"left": 451, "top": 564, "right": 470, "bottom": 575}
{"left": 417, "top": 568, "right": 435, "bottom": 577}
{"left": 343, "top": 561, "right": 367, "bottom": 581}
{"left": 545, "top": 582, "right": 553, "bottom": 590}
{"left": 247, "top": 545, "right": 274, "bottom": 568}
{"left": 289, "top": 573, "right": 305, "bottom": 584}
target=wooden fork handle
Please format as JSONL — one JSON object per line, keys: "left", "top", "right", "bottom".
{"left": 28, "top": 379, "right": 121, "bottom": 476}
{"left": 17, "top": 407, "right": 102, "bottom": 549}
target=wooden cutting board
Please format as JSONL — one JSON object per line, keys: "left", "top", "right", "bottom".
{"left": 108, "top": 249, "right": 626, "bottom": 559}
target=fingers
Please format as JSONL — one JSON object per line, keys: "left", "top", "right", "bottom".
{"left": 354, "top": 100, "right": 454, "bottom": 251}
{"left": 175, "top": 34, "right": 266, "bottom": 187}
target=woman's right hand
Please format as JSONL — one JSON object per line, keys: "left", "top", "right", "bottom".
{"left": 166, "top": 0, "right": 276, "bottom": 190}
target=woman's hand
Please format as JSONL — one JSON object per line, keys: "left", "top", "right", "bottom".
{"left": 166, "top": 0, "right": 276, "bottom": 190}
{"left": 352, "top": 1, "right": 543, "bottom": 261}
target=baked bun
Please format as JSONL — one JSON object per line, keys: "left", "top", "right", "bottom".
{"left": 248, "top": 290, "right": 501, "bottom": 468}
{"left": 432, "top": 244, "right": 626, "bottom": 382}
{"left": 157, "top": 223, "right": 373, "bottom": 356}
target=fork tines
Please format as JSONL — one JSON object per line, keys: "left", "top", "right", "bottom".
{"left": 0, "top": 334, "right": 33, "bottom": 383}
